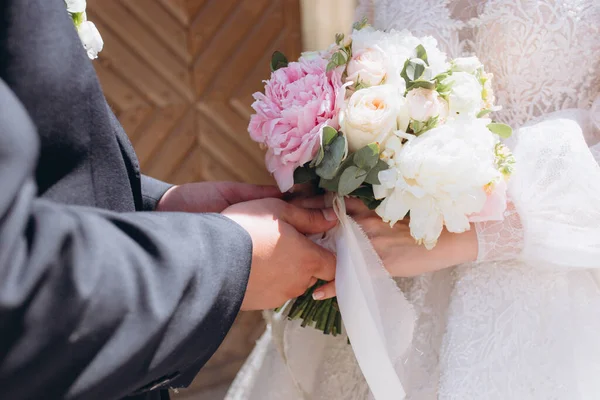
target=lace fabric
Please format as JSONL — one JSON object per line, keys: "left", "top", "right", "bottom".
{"left": 226, "top": 1, "right": 600, "bottom": 399}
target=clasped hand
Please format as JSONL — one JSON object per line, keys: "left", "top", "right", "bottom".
{"left": 157, "top": 182, "right": 477, "bottom": 310}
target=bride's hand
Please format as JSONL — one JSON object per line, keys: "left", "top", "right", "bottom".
{"left": 301, "top": 197, "right": 479, "bottom": 300}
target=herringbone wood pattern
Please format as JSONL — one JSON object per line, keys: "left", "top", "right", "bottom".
{"left": 86, "top": 0, "right": 302, "bottom": 395}
{"left": 88, "top": 0, "right": 301, "bottom": 185}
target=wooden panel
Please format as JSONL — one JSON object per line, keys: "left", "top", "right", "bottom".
{"left": 87, "top": 0, "right": 302, "bottom": 396}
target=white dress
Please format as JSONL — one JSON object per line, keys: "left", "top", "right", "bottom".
{"left": 225, "top": 1, "right": 600, "bottom": 399}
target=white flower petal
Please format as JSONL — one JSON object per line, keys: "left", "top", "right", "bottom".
{"left": 66, "top": 0, "right": 86, "bottom": 14}
{"left": 77, "top": 21, "right": 103, "bottom": 60}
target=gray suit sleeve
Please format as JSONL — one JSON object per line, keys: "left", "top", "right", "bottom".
{"left": 141, "top": 175, "right": 173, "bottom": 211}
{"left": 0, "top": 80, "right": 252, "bottom": 400}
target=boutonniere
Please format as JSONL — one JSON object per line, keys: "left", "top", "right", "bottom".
{"left": 65, "top": 0, "right": 103, "bottom": 60}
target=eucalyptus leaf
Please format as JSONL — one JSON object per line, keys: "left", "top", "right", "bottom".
{"left": 332, "top": 51, "right": 347, "bottom": 66}
{"left": 353, "top": 143, "right": 380, "bottom": 170}
{"left": 415, "top": 44, "right": 428, "bottom": 65}
{"left": 365, "top": 159, "right": 390, "bottom": 185}
{"left": 401, "top": 58, "right": 427, "bottom": 82}
{"left": 487, "top": 123, "right": 513, "bottom": 139}
{"left": 362, "top": 197, "right": 382, "bottom": 210}
{"left": 322, "top": 126, "right": 338, "bottom": 146}
{"left": 294, "top": 165, "right": 318, "bottom": 185}
{"left": 316, "top": 135, "right": 346, "bottom": 180}
{"left": 311, "top": 146, "right": 325, "bottom": 167}
{"left": 349, "top": 186, "right": 374, "bottom": 198}
{"left": 407, "top": 80, "right": 436, "bottom": 91}
{"left": 477, "top": 109, "right": 493, "bottom": 118}
{"left": 338, "top": 166, "right": 368, "bottom": 196}
{"left": 270, "top": 51, "right": 288, "bottom": 72}
{"left": 319, "top": 175, "right": 340, "bottom": 192}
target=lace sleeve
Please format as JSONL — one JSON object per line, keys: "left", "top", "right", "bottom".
{"left": 475, "top": 111, "right": 600, "bottom": 266}
{"left": 355, "top": 0, "right": 375, "bottom": 23}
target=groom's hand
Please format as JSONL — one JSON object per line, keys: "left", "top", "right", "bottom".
{"left": 155, "top": 181, "right": 282, "bottom": 213}
{"left": 222, "top": 198, "right": 338, "bottom": 311}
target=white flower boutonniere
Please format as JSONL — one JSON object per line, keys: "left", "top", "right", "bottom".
{"left": 65, "top": 0, "right": 103, "bottom": 60}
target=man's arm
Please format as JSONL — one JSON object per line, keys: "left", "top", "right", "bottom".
{"left": 0, "top": 79, "right": 252, "bottom": 399}
{"left": 141, "top": 175, "right": 173, "bottom": 211}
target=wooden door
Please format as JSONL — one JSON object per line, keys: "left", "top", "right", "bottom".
{"left": 86, "top": 0, "right": 302, "bottom": 395}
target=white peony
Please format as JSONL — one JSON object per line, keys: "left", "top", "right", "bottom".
{"left": 77, "top": 20, "right": 103, "bottom": 60}
{"left": 406, "top": 88, "right": 449, "bottom": 122}
{"left": 374, "top": 118, "right": 501, "bottom": 249}
{"left": 351, "top": 28, "right": 448, "bottom": 88}
{"left": 451, "top": 56, "right": 483, "bottom": 74}
{"left": 442, "top": 72, "right": 483, "bottom": 116}
{"left": 347, "top": 48, "right": 388, "bottom": 87}
{"left": 65, "top": 0, "right": 86, "bottom": 13}
{"left": 340, "top": 85, "right": 410, "bottom": 152}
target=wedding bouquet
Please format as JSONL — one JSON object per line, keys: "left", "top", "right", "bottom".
{"left": 248, "top": 20, "right": 515, "bottom": 336}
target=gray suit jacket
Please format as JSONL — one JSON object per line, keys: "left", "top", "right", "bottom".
{"left": 0, "top": 0, "right": 252, "bottom": 399}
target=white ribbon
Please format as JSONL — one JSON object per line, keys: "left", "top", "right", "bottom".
{"left": 272, "top": 196, "right": 416, "bottom": 399}
{"left": 332, "top": 196, "right": 415, "bottom": 400}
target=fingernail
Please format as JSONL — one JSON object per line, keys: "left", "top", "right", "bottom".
{"left": 312, "top": 291, "right": 325, "bottom": 300}
{"left": 322, "top": 208, "right": 337, "bottom": 221}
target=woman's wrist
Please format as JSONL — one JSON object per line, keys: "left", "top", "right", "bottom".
{"left": 445, "top": 225, "right": 479, "bottom": 266}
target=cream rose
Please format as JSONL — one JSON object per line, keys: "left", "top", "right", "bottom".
{"left": 443, "top": 72, "right": 483, "bottom": 116}
{"left": 340, "top": 85, "right": 410, "bottom": 152}
{"left": 346, "top": 48, "right": 388, "bottom": 87}
{"left": 406, "top": 88, "right": 449, "bottom": 122}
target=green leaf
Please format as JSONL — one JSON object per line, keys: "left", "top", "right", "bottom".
{"left": 319, "top": 175, "right": 340, "bottom": 191}
{"left": 270, "top": 51, "right": 288, "bottom": 72}
{"left": 407, "top": 80, "right": 436, "bottom": 91}
{"left": 71, "top": 12, "right": 85, "bottom": 27}
{"left": 332, "top": 51, "right": 347, "bottom": 66}
{"left": 353, "top": 143, "right": 380, "bottom": 170}
{"left": 322, "top": 126, "right": 338, "bottom": 146}
{"left": 352, "top": 16, "right": 369, "bottom": 31}
{"left": 415, "top": 44, "right": 428, "bottom": 65}
{"left": 401, "top": 59, "right": 427, "bottom": 83}
{"left": 311, "top": 146, "right": 325, "bottom": 168}
{"left": 350, "top": 186, "right": 382, "bottom": 210}
{"left": 315, "top": 135, "right": 346, "bottom": 180}
{"left": 487, "top": 123, "right": 513, "bottom": 139}
{"left": 335, "top": 33, "right": 345, "bottom": 45}
{"left": 365, "top": 159, "right": 390, "bottom": 185}
{"left": 477, "top": 109, "right": 493, "bottom": 118}
{"left": 293, "top": 165, "right": 318, "bottom": 185}
{"left": 338, "top": 166, "right": 368, "bottom": 196}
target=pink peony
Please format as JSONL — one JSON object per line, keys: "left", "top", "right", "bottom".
{"left": 469, "top": 179, "right": 508, "bottom": 222}
{"left": 248, "top": 56, "right": 344, "bottom": 192}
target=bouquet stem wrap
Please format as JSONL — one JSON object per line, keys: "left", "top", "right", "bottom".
{"left": 273, "top": 196, "right": 416, "bottom": 400}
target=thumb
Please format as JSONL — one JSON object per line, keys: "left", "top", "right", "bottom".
{"left": 281, "top": 204, "right": 338, "bottom": 235}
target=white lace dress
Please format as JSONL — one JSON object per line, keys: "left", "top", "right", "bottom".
{"left": 225, "top": 1, "right": 600, "bottom": 399}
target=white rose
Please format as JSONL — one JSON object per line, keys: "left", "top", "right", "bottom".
{"left": 65, "top": 0, "right": 86, "bottom": 13}
{"left": 406, "top": 88, "right": 449, "bottom": 122}
{"left": 340, "top": 85, "right": 410, "bottom": 152}
{"left": 77, "top": 20, "right": 103, "bottom": 59}
{"left": 347, "top": 48, "right": 387, "bottom": 87}
{"left": 443, "top": 72, "right": 483, "bottom": 116}
{"left": 451, "top": 56, "right": 483, "bottom": 74}
{"left": 374, "top": 118, "right": 500, "bottom": 249}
